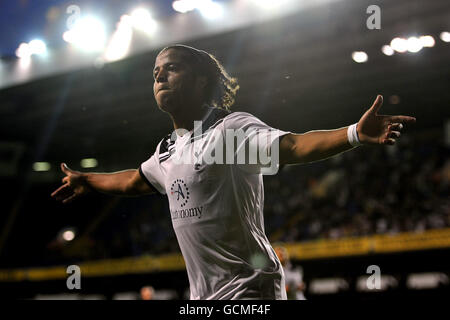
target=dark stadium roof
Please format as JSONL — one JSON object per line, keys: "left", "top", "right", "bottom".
{"left": 1, "top": 0, "right": 449, "bottom": 171}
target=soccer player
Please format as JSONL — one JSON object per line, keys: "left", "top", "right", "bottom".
{"left": 274, "top": 245, "right": 306, "bottom": 300}
{"left": 140, "top": 286, "right": 155, "bottom": 300}
{"left": 51, "top": 45, "right": 416, "bottom": 300}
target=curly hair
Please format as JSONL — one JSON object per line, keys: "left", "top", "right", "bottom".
{"left": 158, "top": 44, "right": 240, "bottom": 110}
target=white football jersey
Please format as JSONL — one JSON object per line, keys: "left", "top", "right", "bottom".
{"left": 140, "top": 107, "right": 290, "bottom": 300}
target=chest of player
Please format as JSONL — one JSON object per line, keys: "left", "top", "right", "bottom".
{"left": 159, "top": 136, "right": 230, "bottom": 212}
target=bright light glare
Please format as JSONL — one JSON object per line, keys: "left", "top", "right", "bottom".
{"left": 33, "top": 162, "right": 51, "bottom": 171}
{"left": 172, "top": 0, "right": 196, "bottom": 13}
{"left": 420, "top": 35, "right": 435, "bottom": 47}
{"left": 406, "top": 37, "right": 423, "bottom": 53}
{"left": 352, "top": 51, "right": 368, "bottom": 63}
{"left": 16, "top": 40, "right": 47, "bottom": 59}
{"left": 389, "top": 95, "right": 401, "bottom": 105}
{"left": 130, "top": 8, "right": 157, "bottom": 34}
{"left": 19, "top": 56, "right": 31, "bottom": 69}
{"left": 62, "top": 31, "right": 72, "bottom": 43}
{"left": 80, "top": 158, "right": 98, "bottom": 168}
{"left": 29, "top": 39, "right": 47, "bottom": 55}
{"left": 62, "top": 230, "right": 75, "bottom": 241}
{"left": 63, "top": 16, "right": 106, "bottom": 52}
{"left": 440, "top": 31, "right": 450, "bottom": 43}
{"left": 407, "top": 273, "right": 449, "bottom": 290}
{"left": 251, "top": 0, "right": 291, "bottom": 10}
{"left": 381, "top": 45, "right": 394, "bottom": 56}
{"left": 196, "top": 0, "right": 224, "bottom": 19}
{"left": 104, "top": 16, "right": 133, "bottom": 61}
{"left": 119, "top": 14, "right": 132, "bottom": 26}
{"left": 390, "top": 37, "right": 408, "bottom": 53}
{"left": 15, "top": 43, "right": 31, "bottom": 58}
{"left": 172, "top": 0, "right": 223, "bottom": 19}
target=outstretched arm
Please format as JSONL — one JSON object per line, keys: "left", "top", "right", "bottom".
{"left": 51, "top": 163, "right": 155, "bottom": 204}
{"left": 279, "top": 95, "right": 416, "bottom": 165}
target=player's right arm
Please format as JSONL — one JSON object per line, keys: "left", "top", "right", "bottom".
{"left": 51, "top": 163, "right": 155, "bottom": 204}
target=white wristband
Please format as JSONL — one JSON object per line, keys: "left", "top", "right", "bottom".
{"left": 347, "top": 123, "right": 362, "bottom": 147}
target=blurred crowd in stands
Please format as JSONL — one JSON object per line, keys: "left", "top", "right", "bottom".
{"left": 264, "top": 135, "right": 449, "bottom": 242}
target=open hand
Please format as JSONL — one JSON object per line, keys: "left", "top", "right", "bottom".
{"left": 357, "top": 95, "right": 416, "bottom": 145}
{"left": 51, "top": 163, "right": 91, "bottom": 204}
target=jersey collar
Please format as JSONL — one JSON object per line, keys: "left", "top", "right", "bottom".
{"left": 191, "top": 106, "right": 231, "bottom": 142}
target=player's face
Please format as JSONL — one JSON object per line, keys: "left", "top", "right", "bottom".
{"left": 153, "top": 49, "right": 202, "bottom": 114}
{"left": 140, "top": 287, "right": 153, "bottom": 300}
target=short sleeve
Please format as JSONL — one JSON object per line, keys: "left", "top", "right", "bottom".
{"left": 223, "top": 112, "right": 291, "bottom": 175}
{"left": 139, "top": 143, "right": 167, "bottom": 194}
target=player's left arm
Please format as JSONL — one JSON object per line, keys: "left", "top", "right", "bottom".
{"left": 279, "top": 95, "right": 416, "bottom": 165}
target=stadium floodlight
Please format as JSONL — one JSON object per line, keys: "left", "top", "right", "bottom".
{"left": 130, "top": 8, "right": 157, "bottom": 35}
{"left": 381, "top": 45, "right": 394, "bottom": 56}
{"left": 29, "top": 39, "right": 47, "bottom": 55}
{"left": 389, "top": 95, "right": 401, "bottom": 105}
{"left": 62, "top": 16, "right": 106, "bottom": 52}
{"left": 16, "top": 39, "right": 47, "bottom": 59}
{"left": 390, "top": 37, "right": 408, "bottom": 53}
{"left": 196, "top": 0, "right": 224, "bottom": 20}
{"left": 104, "top": 16, "right": 133, "bottom": 62}
{"left": 172, "top": 0, "right": 223, "bottom": 19}
{"left": 440, "top": 31, "right": 450, "bottom": 43}
{"left": 351, "top": 51, "right": 368, "bottom": 63}
{"left": 80, "top": 158, "right": 99, "bottom": 168}
{"left": 419, "top": 35, "right": 435, "bottom": 48}
{"left": 62, "top": 229, "right": 75, "bottom": 241}
{"left": 119, "top": 14, "right": 133, "bottom": 26}
{"left": 172, "top": 0, "right": 197, "bottom": 13}
{"left": 33, "top": 162, "right": 51, "bottom": 171}
{"left": 15, "top": 42, "right": 31, "bottom": 59}
{"left": 406, "top": 36, "right": 423, "bottom": 53}
{"left": 62, "top": 30, "right": 72, "bottom": 43}
{"left": 59, "top": 228, "right": 76, "bottom": 242}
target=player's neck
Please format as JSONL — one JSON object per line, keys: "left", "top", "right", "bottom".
{"left": 170, "top": 104, "right": 209, "bottom": 133}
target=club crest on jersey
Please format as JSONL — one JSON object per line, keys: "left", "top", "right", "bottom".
{"left": 170, "top": 179, "right": 190, "bottom": 207}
